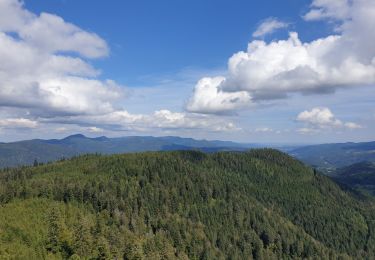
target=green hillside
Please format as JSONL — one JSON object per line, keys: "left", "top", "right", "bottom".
{"left": 1, "top": 149, "right": 374, "bottom": 259}
{"left": 333, "top": 161, "right": 375, "bottom": 196}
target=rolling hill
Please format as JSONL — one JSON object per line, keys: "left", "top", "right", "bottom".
{"left": 2, "top": 134, "right": 375, "bottom": 176}
{"left": 0, "top": 134, "right": 254, "bottom": 168}
{"left": 1, "top": 149, "right": 375, "bottom": 258}
{"left": 288, "top": 141, "right": 375, "bottom": 172}
{"left": 332, "top": 161, "right": 375, "bottom": 196}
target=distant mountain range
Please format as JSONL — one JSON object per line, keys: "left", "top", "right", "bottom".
{"left": 288, "top": 141, "right": 375, "bottom": 172}
{"left": 0, "top": 134, "right": 256, "bottom": 168}
{"left": 1, "top": 134, "right": 375, "bottom": 170}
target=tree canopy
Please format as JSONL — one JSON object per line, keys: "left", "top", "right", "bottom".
{"left": 0, "top": 149, "right": 374, "bottom": 259}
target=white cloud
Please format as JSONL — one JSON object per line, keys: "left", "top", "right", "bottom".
{"left": 0, "top": 0, "right": 120, "bottom": 119}
{"left": 0, "top": 118, "right": 38, "bottom": 129}
{"left": 297, "top": 127, "right": 319, "bottom": 134}
{"left": 344, "top": 122, "right": 362, "bottom": 129}
{"left": 303, "top": 0, "right": 351, "bottom": 21}
{"left": 0, "top": 0, "right": 33, "bottom": 32}
{"left": 87, "top": 126, "right": 104, "bottom": 133}
{"left": 186, "top": 77, "right": 251, "bottom": 114}
{"left": 0, "top": 0, "right": 240, "bottom": 135}
{"left": 188, "top": 0, "right": 375, "bottom": 114}
{"left": 151, "top": 110, "right": 240, "bottom": 131}
{"left": 0, "top": 0, "right": 108, "bottom": 58}
{"left": 297, "top": 107, "right": 341, "bottom": 127}
{"left": 296, "top": 107, "right": 362, "bottom": 130}
{"left": 252, "top": 18, "right": 288, "bottom": 38}
{"left": 45, "top": 109, "right": 240, "bottom": 133}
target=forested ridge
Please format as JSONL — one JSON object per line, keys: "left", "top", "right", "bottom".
{"left": 0, "top": 149, "right": 374, "bottom": 259}
{"left": 0, "top": 134, "right": 251, "bottom": 168}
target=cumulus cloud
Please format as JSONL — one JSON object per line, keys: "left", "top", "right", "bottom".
{"left": 0, "top": 0, "right": 121, "bottom": 119}
{"left": 297, "top": 107, "right": 342, "bottom": 127}
{"left": 0, "top": 0, "right": 241, "bottom": 135}
{"left": 296, "top": 107, "right": 362, "bottom": 132}
{"left": 252, "top": 18, "right": 289, "bottom": 38}
{"left": 186, "top": 77, "right": 251, "bottom": 114}
{"left": 188, "top": 0, "right": 375, "bottom": 114}
{"left": 0, "top": 0, "right": 108, "bottom": 58}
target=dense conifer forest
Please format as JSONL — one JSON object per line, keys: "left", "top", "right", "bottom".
{"left": 1, "top": 149, "right": 375, "bottom": 259}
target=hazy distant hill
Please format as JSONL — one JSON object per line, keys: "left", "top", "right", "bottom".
{"left": 288, "top": 141, "right": 375, "bottom": 172}
{"left": 2, "top": 149, "right": 375, "bottom": 258}
{"left": 332, "top": 161, "right": 375, "bottom": 195}
{"left": 0, "top": 134, "right": 254, "bottom": 168}
{"left": 3, "top": 134, "right": 375, "bottom": 172}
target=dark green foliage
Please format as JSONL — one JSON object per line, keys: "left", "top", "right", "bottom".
{"left": 0, "top": 149, "right": 374, "bottom": 259}
{"left": 333, "top": 161, "right": 375, "bottom": 195}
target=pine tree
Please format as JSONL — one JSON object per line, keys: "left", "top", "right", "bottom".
{"left": 46, "top": 207, "right": 63, "bottom": 253}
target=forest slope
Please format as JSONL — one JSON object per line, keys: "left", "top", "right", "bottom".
{"left": 1, "top": 149, "right": 374, "bottom": 259}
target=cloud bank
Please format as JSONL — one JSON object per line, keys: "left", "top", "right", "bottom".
{"left": 42, "top": 109, "right": 239, "bottom": 133}
{"left": 0, "top": 0, "right": 368, "bottom": 140}
{"left": 0, "top": 0, "right": 239, "bottom": 135}
{"left": 187, "top": 0, "right": 375, "bottom": 114}
{"left": 0, "top": 118, "right": 38, "bottom": 129}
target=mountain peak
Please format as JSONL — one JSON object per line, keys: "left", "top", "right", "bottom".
{"left": 63, "top": 134, "right": 87, "bottom": 140}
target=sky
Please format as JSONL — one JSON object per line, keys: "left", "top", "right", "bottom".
{"left": 0, "top": 0, "right": 374, "bottom": 143}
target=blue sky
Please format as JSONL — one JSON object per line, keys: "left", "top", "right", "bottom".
{"left": 0, "top": 0, "right": 374, "bottom": 143}
{"left": 25, "top": 0, "right": 324, "bottom": 84}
